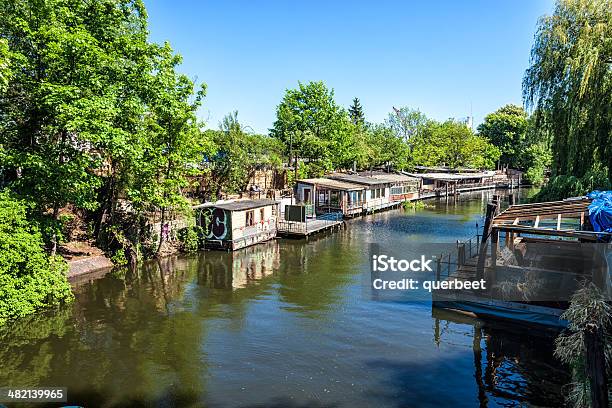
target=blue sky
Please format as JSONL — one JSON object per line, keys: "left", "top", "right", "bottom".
{"left": 145, "top": 0, "right": 554, "bottom": 134}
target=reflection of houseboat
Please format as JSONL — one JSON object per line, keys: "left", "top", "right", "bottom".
{"left": 199, "top": 240, "right": 281, "bottom": 289}
{"left": 194, "top": 199, "right": 278, "bottom": 250}
{"left": 432, "top": 196, "right": 611, "bottom": 327}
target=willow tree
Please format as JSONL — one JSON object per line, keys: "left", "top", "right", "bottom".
{"left": 523, "top": 0, "right": 611, "bottom": 194}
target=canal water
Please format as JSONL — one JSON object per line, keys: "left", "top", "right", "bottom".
{"left": 0, "top": 188, "right": 570, "bottom": 408}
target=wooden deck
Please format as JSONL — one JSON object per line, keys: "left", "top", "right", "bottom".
{"left": 277, "top": 219, "right": 344, "bottom": 237}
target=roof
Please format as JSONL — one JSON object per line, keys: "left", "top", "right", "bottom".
{"left": 193, "top": 199, "right": 278, "bottom": 211}
{"left": 413, "top": 165, "right": 488, "bottom": 173}
{"left": 297, "top": 178, "right": 364, "bottom": 191}
{"left": 328, "top": 173, "right": 393, "bottom": 186}
{"left": 491, "top": 197, "right": 604, "bottom": 240}
{"left": 361, "top": 172, "right": 419, "bottom": 183}
{"left": 406, "top": 171, "right": 495, "bottom": 181}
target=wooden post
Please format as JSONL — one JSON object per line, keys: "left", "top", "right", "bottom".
{"left": 476, "top": 202, "right": 498, "bottom": 279}
{"left": 585, "top": 323, "right": 609, "bottom": 408}
{"left": 457, "top": 242, "right": 466, "bottom": 266}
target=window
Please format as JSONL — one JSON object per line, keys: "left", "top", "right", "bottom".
{"left": 260, "top": 208, "right": 265, "bottom": 222}
{"left": 246, "top": 210, "right": 254, "bottom": 227}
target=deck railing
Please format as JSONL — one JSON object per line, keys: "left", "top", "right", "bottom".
{"left": 277, "top": 211, "right": 344, "bottom": 234}
{"left": 434, "top": 233, "right": 483, "bottom": 280}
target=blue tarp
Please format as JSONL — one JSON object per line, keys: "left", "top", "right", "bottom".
{"left": 587, "top": 191, "right": 612, "bottom": 238}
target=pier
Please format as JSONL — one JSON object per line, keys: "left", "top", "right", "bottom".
{"left": 277, "top": 217, "right": 344, "bottom": 237}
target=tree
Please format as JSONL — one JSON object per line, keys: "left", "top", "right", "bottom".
{"left": 524, "top": 0, "right": 612, "bottom": 198}
{"left": 412, "top": 120, "right": 500, "bottom": 169}
{"left": 0, "top": 191, "right": 73, "bottom": 326}
{"left": 270, "top": 81, "right": 353, "bottom": 174}
{"left": 477, "top": 104, "right": 528, "bottom": 169}
{"left": 206, "top": 111, "right": 283, "bottom": 198}
{"left": 348, "top": 97, "right": 365, "bottom": 126}
{"left": 386, "top": 107, "right": 429, "bottom": 142}
{"left": 129, "top": 44, "right": 209, "bottom": 254}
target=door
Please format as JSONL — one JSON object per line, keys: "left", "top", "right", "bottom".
{"left": 304, "top": 188, "right": 311, "bottom": 204}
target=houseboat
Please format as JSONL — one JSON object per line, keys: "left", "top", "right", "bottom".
{"left": 432, "top": 196, "right": 612, "bottom": 327}
{"left": 295, "top": 177, "right": 365, "bottom": 217}
{"left": 407, "top": 169, "right": 496, "bottom": 195}
{"left": 194, "top": 199, "right": 278, "bottom": 250}
{"left": 327, "top": 173, "right": 395, "bottom": 213}
{"left": 361, "top": 171, "right": 420, "bottom": 203}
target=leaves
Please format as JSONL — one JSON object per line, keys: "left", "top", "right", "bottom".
{"left": 0, "top": 191, "right": 73, "bottom": 326}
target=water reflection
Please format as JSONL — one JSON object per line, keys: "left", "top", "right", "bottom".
{"left": 432, "top": 309, "right": 568, "bottom": 407}
{"left": 0, "top": 188, "right": 567, "bottom": 408}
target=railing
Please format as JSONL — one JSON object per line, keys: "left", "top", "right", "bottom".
{"left": 434, "top": 233, "right": 483, "bottom": 280}
{"left": 277, "top": 211, "right": 344, "bottom": 234}
{"left": 277, "top": 220, "right": 307, "bottom": 234}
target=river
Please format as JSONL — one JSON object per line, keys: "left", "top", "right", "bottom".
{"left": 0, "top": 188, "right": 570, "bottom": 408}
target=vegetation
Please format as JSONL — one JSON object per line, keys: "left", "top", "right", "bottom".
{"left": 0, "top": 191, "right": 73, "bottom": 325}
{"left": 555, "top": 284, "right": 611, "bottom": 407}
{"left": 206, "top": 111, "right": 284, "bottom": 199}
{"left": 524, "top": 0, "right": 611, "bottom": 199}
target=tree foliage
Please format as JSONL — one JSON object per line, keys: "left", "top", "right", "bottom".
{"left": 524, "top": 0, "right": 612, "bottom": 198}
{"left": 477, "top": 104, "right": 529, "bottom": 169}
{"left": 0, "top": 191, "right": 73, "bottom": 326}
{"left": 206, "top": 111, "right": 283, "bottom": 197}
{"left": 386, "top": 106, "right": 428, "bottom": 142}
{"left": 0, "top": 0, "right": 212, "bottom": 254}
{"left": 412, "top": 120, "right": 500, "bottom": 169}
{"left": 270, "top": 81, "right": 354, "bottom": 172}
{"left": 348, "top": 97, "right": 365, "bottom": 126}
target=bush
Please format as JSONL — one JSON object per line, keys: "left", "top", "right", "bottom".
{"left": 0, "top": 191, "right": 74, "bottom": 326}
{"left": 534, "top": 166, "right": 611, "bottom": 202}
{"left": 178, "top": 226, "right": 203, "bottom": 253}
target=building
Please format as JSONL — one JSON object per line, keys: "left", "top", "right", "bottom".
{"left": 194, "top": 199, "right": 278, "bottom": 250}
{"left": 295, "top": 178, "right": 365, "bottom": 217}
{"left": 407, "top": 169, "right": 495, "bottom": 193}
{"left": 327, "top": 173, "right": 395, "bottom": 213}
{"left": 361, "top": 172, "right": 420, "bottom": 202}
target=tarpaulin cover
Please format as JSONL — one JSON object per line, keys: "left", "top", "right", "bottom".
{"left": 587, "top": 191, "right": 612, "bottom": 236}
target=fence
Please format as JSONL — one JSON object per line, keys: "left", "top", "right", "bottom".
{"left": 434, "top": 233, "right": 483, "bottom": 281}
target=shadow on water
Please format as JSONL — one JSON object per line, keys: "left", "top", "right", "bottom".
{"left": 364, "top": 308, "right": 568, "bottom": 408}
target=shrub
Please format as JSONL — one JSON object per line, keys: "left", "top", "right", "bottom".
{"left": 178, "top": 226, "right": 203, "bottom": 253}
{"left": 0, "top": 191, "right": 74, "bottom": 326}
{"left": 534, "top": 167, "right": 611, "bottom": 202}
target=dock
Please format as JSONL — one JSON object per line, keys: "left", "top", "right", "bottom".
{"left": 277, "top": 218, "right": 344, "bottom": 237}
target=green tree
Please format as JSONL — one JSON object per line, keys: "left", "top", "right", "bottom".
{"left": 0, "top": 191, "right": 73, "bottom": 326}
{"left": 412, "top": 120, "right": 500, "bottom": 169}
{"left": 524, "top": 0, "right": 612, "bottom": 198}
{"left": 477, "top": 104, "right": 528, "bottom": 169}
{"left": 206, "top": 111, "right": 283, "bottom": 198}
{"left": 270, "top": 81, "right": 353, "bottom": 173}
{"left": 129, "top": 44, "right": 208, "bottom": 254}
{"left": 348, "top": 97, "right": 365, "bottom": 126}
{"left": 386, "top": 106, "right": 429, "bottom": 142}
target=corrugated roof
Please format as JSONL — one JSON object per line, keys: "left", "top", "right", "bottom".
{"left": 361, "top": 172, "right": 419, "bottom": 183}
{"left": 328, "top": 173, "right": 393, "bottom": 186}
{"left": 406, "top": 171, "right": 494, "bottom": 181}
{"left": 298, "top": 178, "right": 365, "bottom": 191}
{"left": 193, "top": 199, "right": 278, "bottom": 211}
